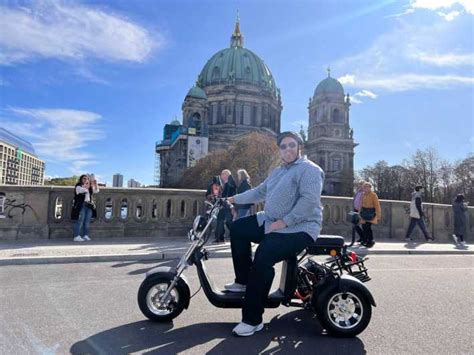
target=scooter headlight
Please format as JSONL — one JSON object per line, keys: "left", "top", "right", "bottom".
{"left": 192, "top": 215, "right": 206, "bottom": 232}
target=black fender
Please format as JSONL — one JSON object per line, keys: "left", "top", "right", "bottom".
{"left": 339, "top": 275, "right": 376, "bottom": 307}
{"left": 144, "top": 266, "right": 191, "bottom": 309}
{"left": 312, "top": 274, "right": 376, "bottom": 308}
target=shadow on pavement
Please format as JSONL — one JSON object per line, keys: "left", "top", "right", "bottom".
{"left": 70, "top": 310, "right": 366, "bottom": 354}
{"left": 111, "top": 259, "right": 178, "bottom": 276}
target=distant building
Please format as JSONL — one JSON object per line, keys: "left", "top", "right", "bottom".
{"left": 127, "top": 179, "right": 141, "bottom": 188}
{"left": 0, "top": 128, "right": 45, "bottom": 185}
{"left": 156, "top": 17, "right": 282, "bottom": 187}
{"left": 113, "top": 173, "right": 123, "bottom": 187}
{"left": 154, "top": 17, "right": 356, "bottom": 195}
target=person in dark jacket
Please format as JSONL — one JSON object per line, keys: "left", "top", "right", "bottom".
{"left": 71, "top": 174, "right": 99, "bottom": 242}
{"left": 233, "top": 169, "right": 253, "bottom": 220}
{"left": 405, "top": 185, "right": 434, "bottom": 242}
{"left": 206, "top": 176, "right": 222, "bottom": 202}
{"left": 214, "top": 169, "right": 236, "bottom": 243}
{"left": 452, "top": 194, "right": 468, "bottom": 246}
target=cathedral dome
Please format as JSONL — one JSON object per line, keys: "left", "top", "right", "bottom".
{"left": 197, "top": 18, "right": 277, "bottom": 97}
{"left": 314, "top": 72, "right": 344, "bottom": 96}
{"left": 186, "top": 85, "right": 207, "bottom": 100}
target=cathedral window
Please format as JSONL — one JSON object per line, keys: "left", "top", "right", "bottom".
{"left": 243, "top": 105, "right": 251, "bottom": 125}
{"left": 332, "top": 108, "right": 343, "bottom": 123}
{"left": 332, "top": 158, "right": 342, "bottom": 171}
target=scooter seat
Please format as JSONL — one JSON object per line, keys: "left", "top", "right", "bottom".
{"left": 307, "top": 235, "right": 345, "bottom": 255}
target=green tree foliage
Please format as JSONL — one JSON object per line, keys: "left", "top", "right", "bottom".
{"left": 177, "top": 132, "right": 279, "bottom": 189}
{"left": 44, "top": 176, "right": 79, "bottom": 186}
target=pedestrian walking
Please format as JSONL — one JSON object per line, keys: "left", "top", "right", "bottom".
{"left": 71, "top": 174, "right": 99, "bottom": 242}
{"left": 359, "top": 182, "right": 381, "bottom": 248}
{"left": 405, "top": 185, "right": 434, "bottom": 242}
{"left": 352, "top": 180, "right": 365, "bottom": 244}
{"left": 452, "top": 194, "right": 468, "bottom": 246}
{"left": 233, "top": 169, "right": 253, "bottom": 220}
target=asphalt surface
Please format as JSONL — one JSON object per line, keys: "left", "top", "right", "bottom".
{"left": 1, "top": 255, "right": 473, "bottom": 354}
{"left": 0, "top": 237, "right": 472, "bottom": 266}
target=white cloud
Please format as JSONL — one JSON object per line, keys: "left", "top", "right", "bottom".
{"left": 350, "top": 96, "right": 363, "bottom": 104}
{"left": 333, "top": 19, "right": 473, "bottom": 93}
{"left": 338, "top": 74, "right": 355, "bottom": 85}
{"left": 437, "top": 10, "right": 461, "bottom": 21}
{"left": 410, "top": 0, "right": 474, "bottom": 14}
{"left": 2, "top": 108, "right": 105, "bottom": 173}
{"left": 0, "top": 1, "right": 161, "bottom": 66}
{"left": 407, "top": 0, "right": 474, "bottom": 20}
{"left": 411, "top": 52, "right": 474, "bottom": 66}
{"left": 340, "top": 73, "right": 474, "bottom": 92}
{"left": 355, "top": 90, "right": 378, "bottom": 99}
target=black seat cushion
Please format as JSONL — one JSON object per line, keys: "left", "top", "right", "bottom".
{"left": 314, "top": 235, "right": 345, "bottom": 247}
{"left": 307, "top": 235, "right": 345, "bottom": 255}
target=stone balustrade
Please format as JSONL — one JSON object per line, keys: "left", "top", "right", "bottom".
{"left": 0, "top": 186, "right": 472, "bottom": 241}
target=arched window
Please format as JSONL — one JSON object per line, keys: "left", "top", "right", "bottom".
{"left": 332, "top": 108, "right": 343, "bottom": 123}
{"left": 190, "top": 112, "right": 202, "bottom": 135}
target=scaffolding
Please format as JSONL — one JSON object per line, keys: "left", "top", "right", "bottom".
{"left": 154, "top": 143, "right": 161, "bottom": 186}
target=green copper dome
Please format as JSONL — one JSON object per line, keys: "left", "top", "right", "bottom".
{"left": 314, "top": 75, "right": 344, "bottom": 96}
{"left": 186, "top": 85, "right": 207, "bottom": 100}
{"left": 197, "top": 18, "right": 277, "bottom": 96}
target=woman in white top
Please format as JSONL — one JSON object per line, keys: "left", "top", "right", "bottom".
{"left": 71, "top": 174, "right": 99, "bottom": 242}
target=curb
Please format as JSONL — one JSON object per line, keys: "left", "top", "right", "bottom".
{"left": 0, "top": 248, "right": 472, "bottom": 266}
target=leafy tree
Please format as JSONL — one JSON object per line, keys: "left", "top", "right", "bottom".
{"left": 44, "top": 176, "right": 79, "bottom": 186}
{"left": 177, "top": 132, "right": 279, "bottom": 189}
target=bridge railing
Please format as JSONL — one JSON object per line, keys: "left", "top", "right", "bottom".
{"left": 0, "top": 186, "right": 472, "bottom": 241}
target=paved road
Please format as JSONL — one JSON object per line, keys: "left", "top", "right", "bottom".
{"left": 1, "top": 255, "right": 473, "bottom": 354}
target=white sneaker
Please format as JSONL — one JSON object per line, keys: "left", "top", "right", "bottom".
{"left": 452, "top": 234, "right": 458, "bottom": 245}
{"left": 83, "top": 235, "right": 91, "bottom": 241}
{"left": 73, "top": 236, "right": 84, "bottom": 242}
{"left": 224, "top": 282, "right": 246, "bottom": 293}
{"left": 232, "top": 322, "right": 264, "bottom": 336}
{"left": 460, "top": 241, "right": 466, "bottom": 246}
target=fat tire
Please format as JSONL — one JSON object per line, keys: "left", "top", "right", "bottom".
{"left": 316, "top": 285, "right": 372, "bottom": 337}
{"left": 138, "top": 276, "right": 189, "bottom": 322}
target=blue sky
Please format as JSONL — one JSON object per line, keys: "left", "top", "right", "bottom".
{"left": 0, "top": 0, "right": 473, "bottom": 186}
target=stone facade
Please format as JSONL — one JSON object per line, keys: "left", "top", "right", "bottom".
{"left": 306, "top": 72, "right": 357, "bottom": 196}
{"left": 0, "top": 185, "right": 472, "bottom": 242}
{"left": 157, "top": 18, "right": 282, "bottom": 187}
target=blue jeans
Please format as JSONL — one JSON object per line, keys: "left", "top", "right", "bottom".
{"left": 405, "top": 217, "right": 430, "bottom": 240}
{"left": 74, "top": 205, "right": 93, "bottom": 237}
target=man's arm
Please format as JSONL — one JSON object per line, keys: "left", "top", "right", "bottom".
{"left": 415, "top": 197, "right": 423, "bottom": 217}
{"left": 230, "top": 178, "right": 268, "bottom": 205}
{"left": 282, "top": 167, "right": 323, "bottom": 228}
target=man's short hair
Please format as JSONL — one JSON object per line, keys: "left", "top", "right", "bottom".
{"left": 415, "top": 185, "right": 423, "bottom": 191}
{"left": 277, "top": 131, "right": 303, "bottom": 146}
{"left": 221, "top": 169, "right": 231, "bottom": 176}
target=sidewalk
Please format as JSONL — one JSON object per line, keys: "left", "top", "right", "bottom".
{"left": 0, "top": 237, "right": 471, "bottom": 266}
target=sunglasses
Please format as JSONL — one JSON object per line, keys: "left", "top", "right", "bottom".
{"left": 279, "top": 142, "right": 297, "bottom": 150}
